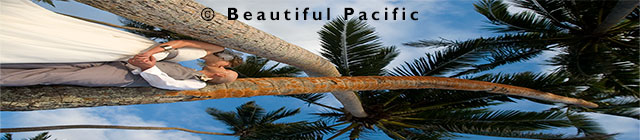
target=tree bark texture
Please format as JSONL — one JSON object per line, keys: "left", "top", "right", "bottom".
{"left": 1, "top": 76, "right": 598, "bottom": 111}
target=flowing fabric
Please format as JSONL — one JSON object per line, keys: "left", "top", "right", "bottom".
{"left": 0, "top": 0, "right": 205, "bottom": 63}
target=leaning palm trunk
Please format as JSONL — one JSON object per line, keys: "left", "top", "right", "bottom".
{"left": 1, "top": 76, "right": 598, "bottom": 111}
{"left": 72, "top": 0, "right": 368, "bottom": 117}
{"left": 593, "top": 0, "right": 638, "bottom": 34}
{"left": 0, "top": 125, "right": 234, "bottom": 136}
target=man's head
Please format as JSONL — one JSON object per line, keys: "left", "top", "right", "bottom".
{"left": 203, "top": 53, "right": 243, "bottom": 68}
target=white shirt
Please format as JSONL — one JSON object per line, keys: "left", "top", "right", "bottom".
{"left": 131, "top": 66, "right": 207, "bottom": 90}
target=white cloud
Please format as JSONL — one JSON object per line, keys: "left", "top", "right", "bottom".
{"left": 7, "top": 107, "right": 203, "bottom": 140}
{"left": 315, "top": 93, "right": 345, "bottom": 111}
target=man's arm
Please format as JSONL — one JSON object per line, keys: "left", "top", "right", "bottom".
{"left": 128, "top": 54, "right": 206, "bottom": 90}
{"left": 141, "top": 40, "right": 224, "bottom": 56}
{"left": 137, "top": 66, "right": 206, "bottom": 90}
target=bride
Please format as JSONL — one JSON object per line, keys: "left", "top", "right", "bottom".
{"left": 0, "top": 0, "right": 243, "bottom": 88}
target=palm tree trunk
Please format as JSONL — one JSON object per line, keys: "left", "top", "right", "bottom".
{"left": 72, "top": 0, "right": 368, "bottom": 117}
{"left": 593, "top": 0, "right": 638, "bottom": 34}
{"left": 0, "top": 125, "right": 235, "bottom": 136}
{"left": 1, "top": 76, "right": 598, "bottom": 111}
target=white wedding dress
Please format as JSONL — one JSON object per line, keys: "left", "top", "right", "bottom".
{"left": 0, "top": 0, "right": 206, "bottom": 63}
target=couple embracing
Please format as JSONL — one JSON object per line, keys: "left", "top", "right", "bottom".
{"left": 1, "top": 40, "right": 243, "bottom": 90}
{"left": 0, "top": 0, "right": 242, "bottom": 90}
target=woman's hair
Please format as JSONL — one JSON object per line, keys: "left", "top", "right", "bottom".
{"left": 229, "top": 55, "right": 243, "bottom": 67}
{"left": 215, "top": 49, "right": 244, "bottom": 67}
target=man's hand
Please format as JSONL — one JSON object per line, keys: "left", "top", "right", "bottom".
{"left": 128, "top": 54, "right": 156, "bottom": 71}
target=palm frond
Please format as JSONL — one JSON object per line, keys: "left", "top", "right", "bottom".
{"left": 319, "top": 17, "right": 395, "bottom": 76}
{"left": 595, "top": 107, "right": 640, "bottom": 120}
{"left": 452, "top": 47, "right": 543, "bottom": 77}
{"left": 376, "top": 123, "right": 407, "bottom": 140}
{"left": 418, "top": 110, "right": 573, "bottom": 131}
{"left": 550, "top": 51, "right": 639, "bottom": 98}
{"left": 389, "top": 128, "right": 451, "bottom": 140}
{"left": 259, "top": 107, "right": 301, "bottom": 123}
{"left": 511, "top": 0, "right": 582, "bottom": 31}
{"left": 392, "top": 39, "right": 487, "bottom": 77}
{"left": 327, "top": 123, "right": 358, "bottom": 140}
{"left": 270, "top": 66, "right": 303, "bottom": 77}
{"left": 358, "top": 46, "right": 399, "bottom": 76}
{"left": 384, "top": 89, "right": 512, "bottom": 112}
{"left": 606, "top": 61, "right": 640, "bottom": 97}
{"left": 206, "top": 107, "right": 244, "bottom": 132}
{"left": 312, "top": 112, "right": 345, "bottom": 122}
{"left": 434, "top": 125, "right": 566, "bottom": 139}
{"left": 566, "top": 113, "right": 609, "bottom": 137}
{"left": 348, "top": 125, "right": 363, "bottom": 140}
{"left": 28, "top": 132, "right": 52, "bottom": 140}
{"left": 279, "top": 93, "right": 343, "bottom": 111}
{"left": 246, "top": 121, "right": 335, "bottom": 140}
{"left": 236, "top": 101, "right": 266, "bottom": 127}
{"left": 396, "top": 35, "right": 551, "bottom": 77}
{"left": 1, "top": 133, "right": 11, "bottom": 140}
{"left": 233, "top": 56, "right": 302, "bottom": 78}
{"left": 207, "top": 101, "right": 327, "bottom": 139}
{"left": 472, "top": 71, "right": 582, "bottom": 100}
{"left": 286, "top": 93, "right": 325, "bottom": 103}
{"left": 474, "top": 0, "right": 565, "bottom": 33}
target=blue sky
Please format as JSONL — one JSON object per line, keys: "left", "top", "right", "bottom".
{"left": 1, "top": 0, "right": 638, "bottom": 140}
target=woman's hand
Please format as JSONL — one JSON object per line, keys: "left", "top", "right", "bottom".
{"left": 137, "top": 51, "right": 153, "bottom": 59}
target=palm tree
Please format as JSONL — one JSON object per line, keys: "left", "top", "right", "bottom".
{"left": 471, "top": 0, "right": 639, "bottom": 119}
{"left": 4, "top": 0, "right": 597, "bottom": 113}
{"left": 289, "top": 73, "right": 611, "bottom": 139}
{"left": 299, "top": 17, "right": 609, "bottom": 139}
{"left": 473, "top": 0, "right": 638, "bottom": 97}
{"left": 206, "top": 101, "right": 334, "bottom": 139}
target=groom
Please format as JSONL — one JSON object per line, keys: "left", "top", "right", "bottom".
{"left": 0, "top": 54, "right": 238, "bottom": 90}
